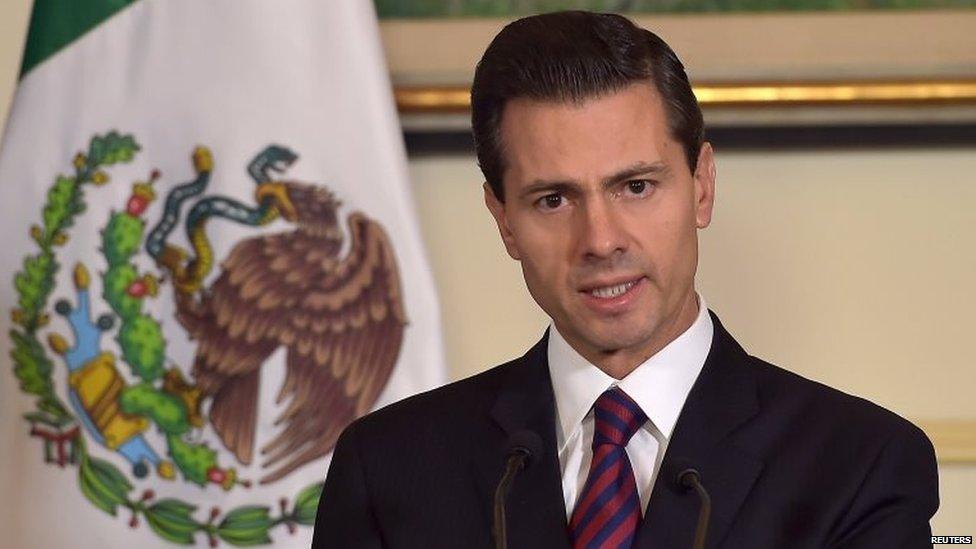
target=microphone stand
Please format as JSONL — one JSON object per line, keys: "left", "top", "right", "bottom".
{"left": 493, "top": 450, "right": 528, "bottom": 549}
{"left": 677, "top": 468, "right": 712, "bottom": 549}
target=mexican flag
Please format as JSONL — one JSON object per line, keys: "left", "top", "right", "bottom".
{"left": 0, "top": 1, "right": 446, "bottom": 547}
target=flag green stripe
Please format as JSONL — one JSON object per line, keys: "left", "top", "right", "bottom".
{"left": 20, "top": 0, "right": 139, "bottom": 77}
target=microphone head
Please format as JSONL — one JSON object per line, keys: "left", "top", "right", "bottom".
{"left": 676, "top": 468, "right": 702, "bottom": 490}
{"left": 668, "top": 460, "right": 703, "bottom": 492}
{"left": 506, "top": 430, "right": 545, "bottom": 469}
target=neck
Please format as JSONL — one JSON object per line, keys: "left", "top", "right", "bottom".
{"left": 583, "top": 290, "right": 700, "bottom": 379}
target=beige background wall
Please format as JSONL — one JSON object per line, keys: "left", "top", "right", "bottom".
{"left": 1, "top": 1, "right": 973, "bottom": 537}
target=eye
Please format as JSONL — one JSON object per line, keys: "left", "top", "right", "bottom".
{"left": 537, "top": 193, "right": 565, "bottom": 210}
{"left": 625, "top": 179, "right": 653, "bottom": 197}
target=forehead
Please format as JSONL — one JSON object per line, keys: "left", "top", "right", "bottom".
{"left": 498, "top": 82, "right": 676, "bottom": 190}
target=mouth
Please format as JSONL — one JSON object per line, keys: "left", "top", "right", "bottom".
{"left": 578, "top": 276, "right": 647, "bottom": 314}
{"left": 586, "top": 279, "right": 640, "bottom": 299}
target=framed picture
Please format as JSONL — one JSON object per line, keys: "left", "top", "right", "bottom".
{"left": 376, "top": 5, "right": 976, "bottom": 125}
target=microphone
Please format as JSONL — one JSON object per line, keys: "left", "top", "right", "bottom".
{"left": 493, "top": 430, "right": 544, "bottom": 549}
{"left": 672, "top": 464, "right": 712, "bottom": 549}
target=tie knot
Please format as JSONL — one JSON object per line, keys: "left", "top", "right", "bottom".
{"left": 592, "top": 387, "right": 647, "bottom": 448}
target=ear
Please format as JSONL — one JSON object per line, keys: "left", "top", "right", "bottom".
{"left": 483, "top": 182, "right": 521, "bottom": 260}
{"left": 693, "top": 142, "right": 716, "bottom": 229}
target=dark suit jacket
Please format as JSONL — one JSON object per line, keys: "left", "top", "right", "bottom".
{"left": 312, "top": 312, "right": 939, "bottom": 548}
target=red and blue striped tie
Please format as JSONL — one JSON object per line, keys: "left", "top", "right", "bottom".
{"left": 569, "top": 387, "right": 648, "bottom": 549}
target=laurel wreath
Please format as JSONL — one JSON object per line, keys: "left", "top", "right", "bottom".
{"left": 9, "top": 132, "right": 322, "bottom": 546}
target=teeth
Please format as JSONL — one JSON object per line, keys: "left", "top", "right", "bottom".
{"left": 590, "top": 280, "right": 637, "bottom": 299}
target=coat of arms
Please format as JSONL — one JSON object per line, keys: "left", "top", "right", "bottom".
{"left": 9, "top": 132, "right": 406, "bottom": 545}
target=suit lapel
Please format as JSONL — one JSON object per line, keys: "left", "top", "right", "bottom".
{"left": 471, "top": 332, "right": 572, "bottom": 548}
{"left": 471, "top": 312, "right": 763, "bottom": 548}
{"left": 635, "top": 311, "right": 764, "bottom": 549}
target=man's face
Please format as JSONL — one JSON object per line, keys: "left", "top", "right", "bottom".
{"left": 485, "top": 82, "right": 716, "bottom": 368}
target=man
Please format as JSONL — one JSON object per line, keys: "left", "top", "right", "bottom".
{"left": 313, "top": 11, "right": 938, "bottom": 549}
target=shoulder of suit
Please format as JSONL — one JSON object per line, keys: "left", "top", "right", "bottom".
{"left": 339, "top": 356, "right": 521, "bottom": 444}
{"left": 744, "top": 353, "right": 932, "bottom": 446}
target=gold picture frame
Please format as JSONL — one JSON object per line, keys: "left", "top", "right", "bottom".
{"left": 395, "top": 79, "right": 976, "bottom": 113}
{"left": 381, "top": 11, "right": 976, "bottom": 116}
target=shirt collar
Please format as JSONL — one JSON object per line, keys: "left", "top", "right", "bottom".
{"left": 547, "top": 294, "right": 714, "bottom": 452}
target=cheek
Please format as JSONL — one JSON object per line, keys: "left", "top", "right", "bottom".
{"left": 626, "top": 195, "right": 698, "bottom": 275}
{"left": 517, "top": 236, "right": 562, "bottom": 286}
{"left": 518, "top": 252, "right": 568, "bottom": 319}
{"left": 663, "top": 212, "right": 700, "bottom": 282}
{"left": 511, "top": 220, "right": 572, "bottom": 294}
{"left": 512, "top": 215, "right": 568, "bottom": 265}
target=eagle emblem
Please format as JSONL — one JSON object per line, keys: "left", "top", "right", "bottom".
{"left": 9, "top": 132, "right": 406, "bottom": 545}
{"left": 148, "top": 144, "right": 407, "bottom": 484}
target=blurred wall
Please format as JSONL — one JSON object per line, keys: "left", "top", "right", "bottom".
{"left": 1, "top": 0, "right": 973, "bottom": 538}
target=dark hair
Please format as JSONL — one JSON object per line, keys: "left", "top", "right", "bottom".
{"left": 471, "top": 11, "right": 704, "bottom": 201}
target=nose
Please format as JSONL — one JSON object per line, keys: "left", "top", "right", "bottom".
{"left": 576, "top": 196, "right": 627, "bottom": 262}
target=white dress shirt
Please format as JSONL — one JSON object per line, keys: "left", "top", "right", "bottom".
{"left": 547, "top": 294, "right": 714, "bottom": 518}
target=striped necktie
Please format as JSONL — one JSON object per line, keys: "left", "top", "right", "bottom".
{"left": 569, "top": 386, "right": 648, "bottom": 549}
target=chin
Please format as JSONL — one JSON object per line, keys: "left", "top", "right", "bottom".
{"left": 576, "top": 321, "right": 656, "bottom": 355}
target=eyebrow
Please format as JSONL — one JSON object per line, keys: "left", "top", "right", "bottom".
{"left": 518, "top": 161, "right": 670, "bottom": 199}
